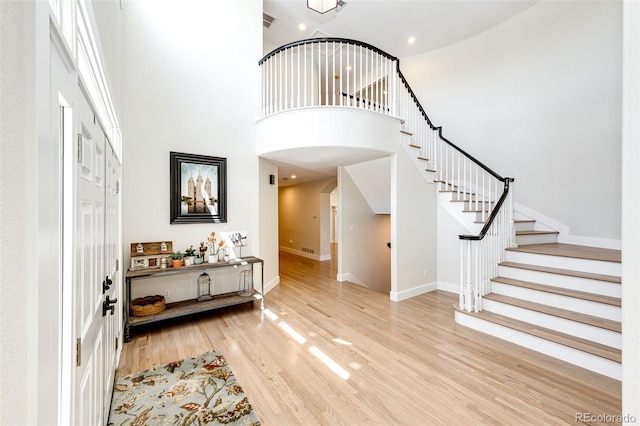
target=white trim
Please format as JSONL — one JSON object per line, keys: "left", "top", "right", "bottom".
{"left": 263, "top": 275, "right": 280, "bottom": 294}
{"left": 76, "top": 0, "right": 121, "bottom": 159}
{"left": 390, "top": 281, "right": 437, "bottom": 302}
{"left": 454, "top": 310, "right": 621, "bottom": 380}
{"left": 279, "top": 246, "right": 330, "bottom": 261}
{"left": 49, "top": 15, "right": 76, "bottom": 73}
{"left": 336, "top": 272, "right": 364, "bottom": 286}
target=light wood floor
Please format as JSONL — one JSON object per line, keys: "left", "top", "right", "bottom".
{"left": 116, "top": 249, "right": 621, "bottom": 425}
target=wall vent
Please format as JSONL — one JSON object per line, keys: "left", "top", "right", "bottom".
{"left": 263, "top": 12, "right": 277, "bottom": 29}
{"left": 301, "top": 247, "right": 315, "bottom": 254}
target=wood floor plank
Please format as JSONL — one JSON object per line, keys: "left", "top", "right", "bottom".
{"left": 507, "top": 243, "right": 621, "bottom": 263}
{"left": 453, "top": 304, "right": 621, "bottom": 362}
{"left": 484, "top": 293, "right": 622, "bottom": 332}
{"left": 499, "top": 261, "right": 621, "bottom": 283}
{"left": 493, "top": 276, "right": 622, "bottom": 306}
{"left": 116, "top": 247, "right": 621, "bottom": 425}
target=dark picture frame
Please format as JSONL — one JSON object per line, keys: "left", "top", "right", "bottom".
{"left": 170, "top": 151, "right": 227, "bottom": 224}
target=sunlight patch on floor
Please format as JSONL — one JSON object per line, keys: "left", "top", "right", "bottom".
{"left": 309, "top": 346, "right": 350, "bottom": 380}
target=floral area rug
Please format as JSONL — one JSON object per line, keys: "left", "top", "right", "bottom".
{"left": 109, "top": 350, "right": 261, "bottom": 426}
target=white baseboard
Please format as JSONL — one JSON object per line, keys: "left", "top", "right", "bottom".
{"left": 263, "top": 275, "right": 280, "bottom": 294}
{"left": 390, "top": 281, "right": 437, "bottom": 302}
{"left": 279, "top": 246, "right": 331, "bottom": 261}
{"left": 336, "top": 272, "right": 365, "bottom": 286}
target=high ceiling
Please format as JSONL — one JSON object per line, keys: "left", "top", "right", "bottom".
{"left": 264, "top": 0, "right": 536, "bottom": 59}
{"left": 262, "top": 0, "right": 537, "bottom": 185}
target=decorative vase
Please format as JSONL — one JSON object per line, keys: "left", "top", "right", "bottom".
{"left": 208, "top": 254, "right": 218, "bottom": 263}
{"left": 184, "top": 257, "right": 193, "bottom": 266}
{"left": 218, "top": 249, "right": 225, "bottom": 262}
{"left": 194, "top": 256, "right": 203, "bottom": 265}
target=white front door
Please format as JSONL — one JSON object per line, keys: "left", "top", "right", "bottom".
{"left": 102, "top": 142, "right": 121, "bottom": 421}
{"left": 73, "top": 90, "right": 120, "bottom": 426}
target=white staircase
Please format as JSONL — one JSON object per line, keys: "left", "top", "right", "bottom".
{"left": 400, "top": 114, "right": 622, "bottom": 381}
{"left": 454, "top": 233, "right": 621, "bottom": 380}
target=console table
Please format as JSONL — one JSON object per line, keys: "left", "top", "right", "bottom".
{"left": 124, "top": 256, "right": 264, "bottom": 342}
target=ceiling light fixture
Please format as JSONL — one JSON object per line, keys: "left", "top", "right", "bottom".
{"left": 298, "top": 22, "right": 306, "bottom": 31}
{"left": 408, "top": 36, "right": 416, "bottom": 44}
{"left": 307, "top": 0, "right": 338, "bottom": 14}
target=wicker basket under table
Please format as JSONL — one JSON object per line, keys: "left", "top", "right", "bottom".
{"left": 130, "top": 295, "right": 166, "bottom": 316}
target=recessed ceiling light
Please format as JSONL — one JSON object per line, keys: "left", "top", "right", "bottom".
{"left": 291, "top": 175, "right": 297, "bottom": 179}
{"left": 408, "top": 36, "right": 416, "bottom": 44}
{"left": 298, "top": 23, "right": 306, "bottom": 31}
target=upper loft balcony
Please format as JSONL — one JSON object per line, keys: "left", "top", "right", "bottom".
{"left": 256, "top": 38, "right": 409, "bottom": 171}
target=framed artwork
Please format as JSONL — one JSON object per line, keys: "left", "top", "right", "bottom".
{"left": 170, "top": 151, "right": 227, "bottom": 224}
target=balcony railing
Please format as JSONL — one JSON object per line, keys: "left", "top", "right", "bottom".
{"left": 259, "top": 38, "right": 515, "bottom": 312}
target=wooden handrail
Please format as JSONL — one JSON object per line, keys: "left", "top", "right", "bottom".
{"left": 459, "top": 178, "right": 514, "bottom": 241}
{"left": 259, "top": 37, "right": 398, "bottom": 65}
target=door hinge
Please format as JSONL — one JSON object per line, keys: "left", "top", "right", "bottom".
{"left": 115, "top": 336, "right": 119, "bottom": 351}
{"left": 76, "top": 338, "right": 82, "bottom": 367}
{"left": 77, "top": 134, "right": 83, "bottom": 163}
{"left": 115, "top": 258, "right": 119, "bottom": 272}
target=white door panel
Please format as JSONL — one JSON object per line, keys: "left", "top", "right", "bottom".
{"left": 73, "top": 89, "right": 120, "bottom": 426}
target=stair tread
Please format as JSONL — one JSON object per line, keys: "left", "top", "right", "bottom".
{"left": 507, "top": 243, "right": 621, "bottom": 263}
{"left": 516, "top": 230, "right": 559, "bottom": 236}
{"left": 417, "top": 156, "right": 429, "bottom": 161}
{"left": 451, "top": 199, "right": 493, "bottom": 204}
{"left": 492, "top": 276, "right": 621, "bottom": 306}
{"left": 484, "top": 293, "right": 621, "bottom": 332}
{"left": 408, "top": 143, "right": 420, "bottom": 148}
{"left": 499, "top": 261, "right": 621, "bottom": 284}
{"left": 401, "top": 130, "right": 413, "bottom": 136}
{"left": 514, "top": 219, "right": 536, "bottom": 223}
{"left": 452, "top": 304, "right": 621, "bottom": 363}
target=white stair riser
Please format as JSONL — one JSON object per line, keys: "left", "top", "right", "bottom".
{"left": 454, "top": 311, "right": 621, "bottom": 380}
{"left": 516, "top": 233, "right": 558, "bottom": 245}
{"left": 505, "top": 251, "right": 621, "bottom": 277}
{"left": 439, "top": 192, "right": 483, "bottom": 235}
{"left": 483, "top": 299, "right": 621, "bottom": 349}
{"left": 491, "top": 282, "right": 621, "bottom": 322}
{"left": 497, "top": 266, "right": 621, "bottom": 298}
{"left": 514, "top": 221, "right": 535, "bottom": 232}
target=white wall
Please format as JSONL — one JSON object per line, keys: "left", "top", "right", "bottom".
{"left": 0, "top": 2, "right": 29, "bottom": 423}
{"left": 259, "top": 158, "right": 280, "bottom": 291}
{"left": 437, "top": 204, "right": 468, "bottom": 294}
{"left": 345, "top": 157, "right": 391, "bottom": 214}
{"left": 622, "top": 1, "right": 640, "bottom": 420}
{"left": 401, "top": 1, "right": 622, "bottom": 242}
{"left": 391, "top": 147, "right": 438, "bottom": 301}
{"left": 338, "top": 167, "right": 391, "bottom": 294}
{"left": 278, "top": 177, "right": 336, "bottom": 259}
{"left": 121, "top": 0, "right": 269, "bottom": 301}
